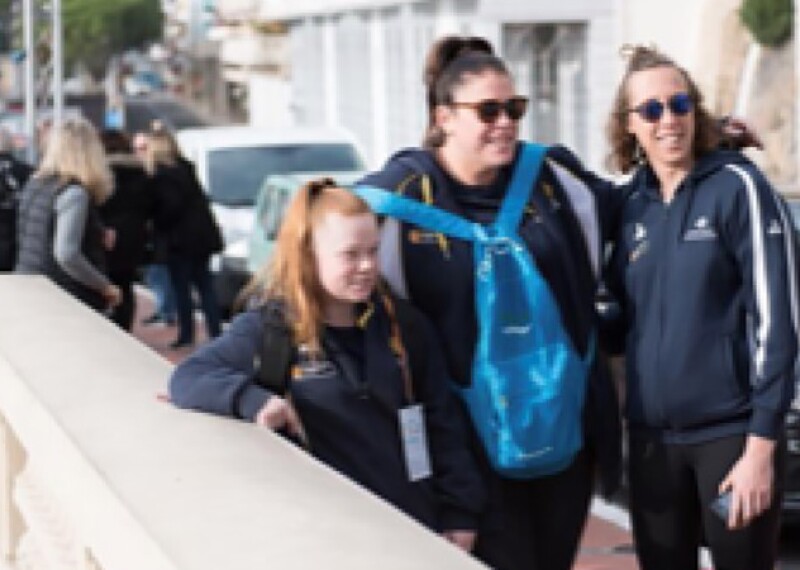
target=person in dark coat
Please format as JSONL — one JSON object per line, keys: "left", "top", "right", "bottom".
{"left": 99, "top": 129, "right": 156, "bottom": 330}
{"left": 0, "top": 127, "right": 34, "bottom": 272}
{"left": 145, "top": 123, "right": 223, "bottom": 349}
{"left": 169, "top": 179, "right": 486, "bottom": 549}
{"left": 357, "top": 36, "right": 624, "bottom": 570}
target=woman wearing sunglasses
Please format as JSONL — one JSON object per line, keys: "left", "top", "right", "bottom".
{"left": 358, "top": 35, "right": 624, "bottom": 570}
{"left": 605, "top": 45, "right": 797, "bottom": 570}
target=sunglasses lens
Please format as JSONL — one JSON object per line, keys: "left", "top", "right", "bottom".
{"left": 477, "top": 101, "right": 503, "bottom": 123}
{"left": 640, "top": 100, "right": 664, "bottom": 122}
{"left": 506, "top": 98, "right": 528, "bottom": 121}
{"left": 669, "top": 93, "right": 693, "bottom": 115}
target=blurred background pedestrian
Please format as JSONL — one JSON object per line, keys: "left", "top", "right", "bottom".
{"left": 134, "top": 129, "right": 177, "bottom": 327}
{"left": 145, "top": 121, "right": 222, "bottom": 349}
{"left": 15, "top": 117, "right": 121, "bottom": 313}
{"left": 0, "top": 127, "right": 33, "bottom": 272}
{"left": 99, "top": 129, "right": 155, "bottom": 330}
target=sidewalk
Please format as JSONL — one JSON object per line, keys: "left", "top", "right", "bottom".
{"left": 575, "top": 500, "right": 639, "bottom": 570}
{"left": 130, "top": 288, "right": 642, "bottom": 570}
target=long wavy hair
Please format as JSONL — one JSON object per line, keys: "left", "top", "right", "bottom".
{"left": 606, "top": 45, "right": 720, "bottom": 173}
{"left": 242, "top": 178, "right": 374, "bottom": 354}
{"left": 36, "top": 117, "right": 113, "bottom": 203}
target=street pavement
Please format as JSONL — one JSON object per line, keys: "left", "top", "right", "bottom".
{"left": 131, "top": 288, "right": 800, "bottom": 569}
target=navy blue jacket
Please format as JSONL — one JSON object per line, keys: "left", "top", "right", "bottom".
{"left": 359, "top": 144, "right": 624, "bottom": 495}
{"left": 169, "top": 295, "right": 486, "bottom": 532}
{"left": 607, "top": 149, "right": 798, "bottom": 443}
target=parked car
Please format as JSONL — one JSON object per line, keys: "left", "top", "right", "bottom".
{"left": 175, "top": 125, "right": 367, "bottom": 314}
{"left": 782, "top": 194, "right": 800, "bottom": 523}
{"left": 246, "top": 171, "right": 365, "bottom": 277}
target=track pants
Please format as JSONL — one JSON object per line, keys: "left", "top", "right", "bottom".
{"left": 628, "top": 433, "right": 785, "bottom": 570}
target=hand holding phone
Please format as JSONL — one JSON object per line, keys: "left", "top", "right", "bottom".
{"left": 710, "top": 490, "right": 733, "bottom": 523}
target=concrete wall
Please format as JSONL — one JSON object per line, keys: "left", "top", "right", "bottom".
{"left": 0, "top": 276, "right": 485, "bottom": 570}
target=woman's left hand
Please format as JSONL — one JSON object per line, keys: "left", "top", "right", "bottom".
{"left": 442, "top": 530, "right": 477, "bottom": 552}
{"left": 102, "top": 284, "right": 122, "bottom": 309}
{"left": 718, "top": 435, "right": 775, "bottom": 529}
{"left": 721, "top": 116, "right": 764, "bottom": 150}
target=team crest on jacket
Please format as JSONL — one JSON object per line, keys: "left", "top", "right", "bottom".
{"left": 630, "top": 223, "right": 649, "bottom": 263}
{"left": 408, "top": 228, "right": 440, "bottom": 245}
{"left": 541, "top": 183, "right": 561, "bottom": 210}
{"left": 767, "top": 219, "right": 784, "bottom": 236}
{"left": 684, "top": 216, "right": 718, "bottom": 241}
{"left": 633, "top": 223, "right": 647, "bottom": 242}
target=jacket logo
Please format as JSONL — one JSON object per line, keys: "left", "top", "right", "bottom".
{"left": 408, "top": 229, "right": 441, "bottom": 245}
{"left": 541, "top": 183, "right": 561, "bottom": 210}
{"left": 630, "top": 223, "right": 649, "bottom": 263}
{"left": 684, "top": 216, "right": 717, "bottom": 241}
{"left": 767, "top": 219, "right": 783, "bottom": 236}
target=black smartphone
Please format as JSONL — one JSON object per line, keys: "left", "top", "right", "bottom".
{"left": 710, "top": 490, "right": 733, "bottom": 522}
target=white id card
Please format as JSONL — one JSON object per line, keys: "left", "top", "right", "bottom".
{"left": 398, "top": 404, "right": 432, "bottom": 482}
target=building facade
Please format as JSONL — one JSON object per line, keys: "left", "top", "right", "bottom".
{"left": 258, "top": 0, "right": 624, "bottom": 169}
{"left": 257, "top": 0, "right": 798, "bottom": 181}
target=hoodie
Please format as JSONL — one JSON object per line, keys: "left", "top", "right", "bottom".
{"left": 608, "top": 149, "right": 798, "bottom": 444}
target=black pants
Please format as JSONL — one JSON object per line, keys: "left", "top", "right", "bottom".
{"left": 167, "top": 255, "right": 222, "bottom": 343}
{"left": 628, "top": 433, "right": 784, "bottom": 570}
{"left": 474, "top": 449, "right": 593, "bottom": 570}
{"left": 108, "top": 268, "right": 136, "bottom": 331}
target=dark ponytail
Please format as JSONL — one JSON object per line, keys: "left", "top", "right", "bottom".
{"left": 422, "top": 35, "right": 508, "bottom": 149}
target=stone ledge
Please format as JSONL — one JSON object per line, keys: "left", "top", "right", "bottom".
{"left": 0, "top": 275, "right": 483, "bottom": 570}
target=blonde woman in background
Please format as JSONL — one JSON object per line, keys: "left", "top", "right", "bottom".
{"left": 145, "top": 122, "right": 223, "bottom": 349}
{"left": 15, "top": 117, "right": 121, "bottom": 312}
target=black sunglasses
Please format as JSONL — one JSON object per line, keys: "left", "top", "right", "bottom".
{"left": 628, "top": 92, "right": 693, "bottom": 123}
{"left": 451, "top": 97, "right": 529, "bottom": 124}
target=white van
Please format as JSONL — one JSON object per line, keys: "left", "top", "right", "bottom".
{"left": 175, "top": 125, "right": 367, "bottom": 313}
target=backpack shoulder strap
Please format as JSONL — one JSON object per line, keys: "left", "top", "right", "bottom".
{"left": 355, "top": 183, "right": 480, "bottom": 242}
{"left": 494, "top": 143, "right": 548, "bottom": 232}
{"left": 257, "top": 303, "right": 294, "bottom": 395}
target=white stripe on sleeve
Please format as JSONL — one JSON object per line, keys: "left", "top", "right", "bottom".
{"left": 726, "top": 164, "right": 786, "bottom": 379}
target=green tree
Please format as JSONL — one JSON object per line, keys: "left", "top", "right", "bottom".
{"left": 740, "top": 0, "right": 793, "bottom": 47}
{"left": 63, "top": 0, "right": 162, "bottom": 74}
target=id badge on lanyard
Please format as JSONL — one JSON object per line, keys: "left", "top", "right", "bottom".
{"left": 398, "top": 404, "right": 432, "bottom": 481}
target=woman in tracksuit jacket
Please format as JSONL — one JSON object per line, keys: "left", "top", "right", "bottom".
{"left": 169, "top": 180, "right": 486, "bottom": 551}
{"left": 358, "top": 36, "right": 624, "bottom": 570}
{"left": 606, "top": 45, "right": 797, "bottom": 570}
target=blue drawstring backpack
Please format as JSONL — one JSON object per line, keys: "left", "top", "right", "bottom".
{"left": 355, "top": 143, "right": 594, "bottom": 478}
